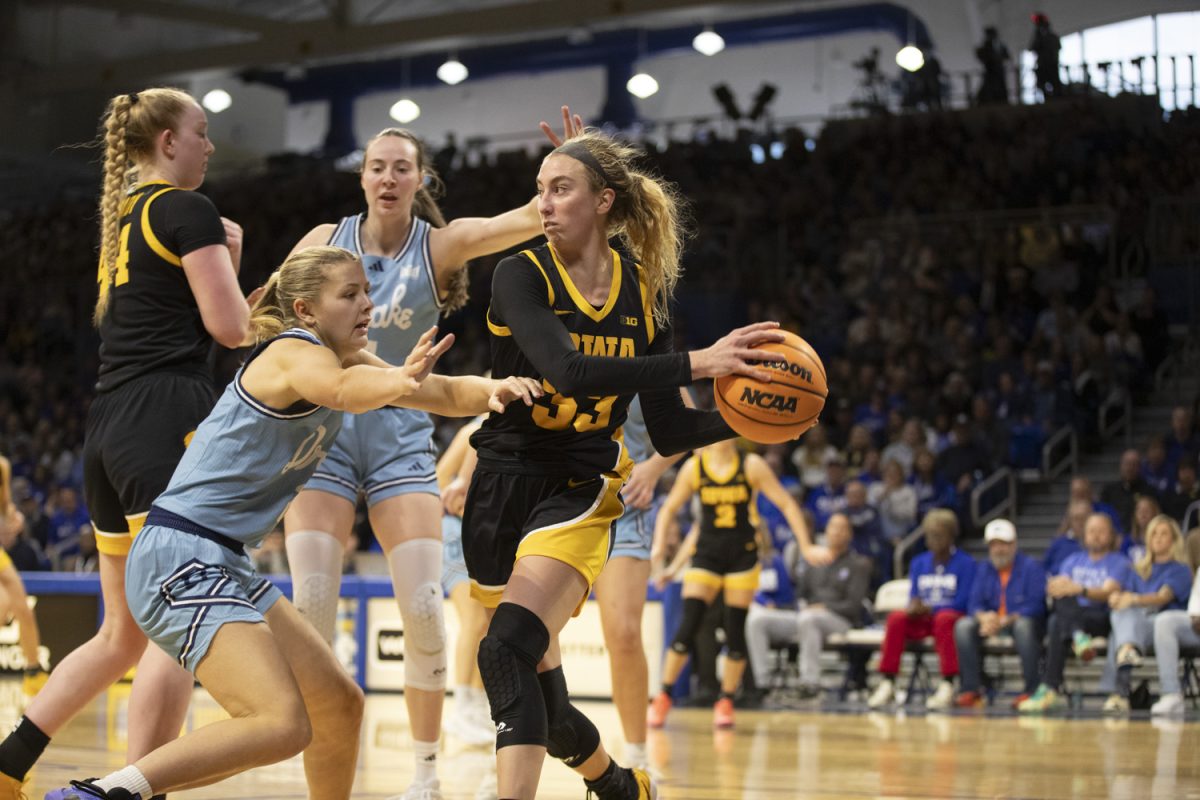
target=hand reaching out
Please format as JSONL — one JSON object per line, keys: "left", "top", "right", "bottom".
{"left": 690, "top": 322, "right": 786, "bottom": 382}
{"left": 539, "top": 105, "right": 585, "bottom": 148}
{"left": 488, "top": 376, "right": 544, "bottom": 413}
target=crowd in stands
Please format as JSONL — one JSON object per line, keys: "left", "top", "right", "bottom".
{"left": 1, "top": 94, "right": 1198, "bottom": 579}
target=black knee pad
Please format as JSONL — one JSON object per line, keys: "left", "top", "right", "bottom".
{"left": 477, "top": 603, "right": 550, "bottom": 748}
{"left": 537, "top": 667, "right": 600, "bottom": 767}
{"left": 723, "top": 605, "right": 749, "bottom": 661}
{"left": 670, "top": 597, "right": 710, "bottom": 655}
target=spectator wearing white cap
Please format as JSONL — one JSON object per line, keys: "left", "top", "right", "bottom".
{"left": 953, "top": 519, "right": 1046, "bottom": 708}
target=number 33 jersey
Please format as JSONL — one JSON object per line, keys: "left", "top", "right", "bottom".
{"left": 471, "top": 244, "right": 663, "bottom": 479}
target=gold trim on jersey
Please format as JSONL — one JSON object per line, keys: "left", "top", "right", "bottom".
{"left": 486, "top": 307, "right": 512, "bottom": 337}
{"left": 684, "top": 563, "right": 762, "bottom": 592}
{"left": 546, "top": 245, "right": 621, "bottom": 323}
{"left": 141, "top": 188, "right": 182, "bottom": 267}
{"left": 520, "top": 249, "right": 556, "bottom": 306}
{"left": 700, "top": 450, "right": 742, "bottom": 485}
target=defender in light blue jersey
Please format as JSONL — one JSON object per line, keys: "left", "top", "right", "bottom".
{"left": 278, "top": 120, "right": 575, "bottom": 800}
{"left": 48, "top": 246, "right": 539, "bottom": 800}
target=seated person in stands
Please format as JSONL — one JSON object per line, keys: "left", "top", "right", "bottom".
{"left": 844, "top": 480, "right": 889, "bottom": 585}
{"left": 1098, "top": 514, "right": 1192, "bottom": 713}
{"left": 1150, "top": 558, "right": 1200, "bottom": 715}
{"left": 1121, "top": 494, "right": 1161, "bottom": 562}
{"left": 1019, "top": 513, "right": 1130, "bottom": 713}
{"left": 1044, "top": 499, "right": 1088, "bottom": 576}
{"left": 953, "top": 519, "right": 1046, "bottom": 708}
{"left": 1161, "top": 458, "right": 1198, "bottom": 526}
{"left": 911, "top": 448, "right": 955, "bottom": 518}
{"left": 868, "top": 509, "right": 976, "bottom": 710}
{"left": 804, "top": 453, "right": 848, "bottom": 531}
{"left": 1062, "top": 475, "right": 1123, "bottom": 533}
{"left": 745, "top": 513, "right": 871, "bottom": 699}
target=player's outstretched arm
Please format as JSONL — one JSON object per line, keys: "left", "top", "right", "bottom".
{"left": 745, "top": 453, "right": 830, "bottom": 566}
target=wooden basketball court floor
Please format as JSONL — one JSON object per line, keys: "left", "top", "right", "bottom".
{"left": 3, "top": 679, "right": 1200, "bottom": 799}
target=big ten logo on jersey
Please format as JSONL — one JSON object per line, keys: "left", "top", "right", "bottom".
{"left": 283, "top": 425, "right": 329, "bottom": 474}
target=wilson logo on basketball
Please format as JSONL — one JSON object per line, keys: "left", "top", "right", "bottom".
{"left": 758, "top": 358, "right": 813, "bottom": 383}
{"left": 739, "top": 387, "right": 798, "bottom": 413}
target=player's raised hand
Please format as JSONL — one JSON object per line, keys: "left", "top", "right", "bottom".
{"left": 539, "top": 105, "right": 585, "bottom": 148}
{"left": 689, "top": 321, "right": 786, "bottom": 382}
{"left": 403, "top": 326, "right": 454, "bottom": 385}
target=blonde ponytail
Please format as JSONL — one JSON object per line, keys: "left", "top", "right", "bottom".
{"left": 549, "top": 132, "right": 690, "bottom": 329}
{"left": 248, "top": 272, "right": 286, "bottom": 341}
{"left": 249, "top": 246, "right": 361, "bottom": 343}
{"left": 94, "top": 94, "right": 136, "bottom": 325}
{"left": 92, "top": 87, "right": 197, "bottom": 325}
{"left": 0, "top": 455, "right": 12, "bottom": 519}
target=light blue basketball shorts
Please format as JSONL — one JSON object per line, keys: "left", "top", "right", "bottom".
{"left": 304, "top": 406, "right": 438, "bottom": 506}
{"left": 441, "top": 514, "right": 470, "bottom": 595}
{"left": 127, "top": 522, "right": 284, "bottom": 675}
{"left": 610, "top": 500, "right": 658, "bottom": 561}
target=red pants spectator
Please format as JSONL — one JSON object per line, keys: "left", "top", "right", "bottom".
{"left": 879, "top": 609, "right": 963, "bottom": 677}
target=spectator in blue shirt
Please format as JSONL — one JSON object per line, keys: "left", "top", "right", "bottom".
{"left": 1164, "top": 406, "right": 1199, "bottom": 475}
{"left": 1120, "top": 494, "right": 1161, "bottom": 562}
{"left": 45, "top": 486, "right": 88, "bottom": 569}
{"left": 843, "top": 480, "right": 889, "bottom": 586}
{"left": 1099, "top": 514, "right": 1193, "bottom": 713}
{"left": 804, "top": 454, "right": 848, "bottom": 531}
{"left": 1141, "top": 437, "right": 1173, "bottom": 497}
{"left": 954, "top": 519, "right": 1046, "bottom": 708}
{"left": 1044, "top": 499, "right": 1088, "bottom": 577}
{"left": 1020, "top": 513, "right": 1130, "bottom": 713}
{"left": 867, "top": 509, "right": 976, "bottom": 710}
{"left": 911, "top": 449, "right": 956, "bottom": 518}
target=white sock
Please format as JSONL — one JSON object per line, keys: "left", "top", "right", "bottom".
{"left": 97, "top": 766, "right": 153, "bottom": 799}
{"left": 413, "top": 739, "right": 438, "bottom": 785}
{"left": 285, "top": 529, "right": 345, "bottom": 645}
{"left": 625, "top": 741, "right": 648, "bottom": 768}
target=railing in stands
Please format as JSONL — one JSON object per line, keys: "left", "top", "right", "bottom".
{"left": 1042, "top": 425, "right": 1077, "bottom": 480}
{"left": 893, "top": 525, "right": 926, "bottom": 583}
{"left": 1183, "top": 500, "right": 1200, "bottom": 535}
{"left": 1098, "top": 394, "right": 1133, "bottom": 447}
{"left": 970, "top": 467, "right": 1017, "bottom": 529}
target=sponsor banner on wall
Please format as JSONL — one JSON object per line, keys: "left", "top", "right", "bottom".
{"left": 365, "top": 597, "right": 663, "bottom": 697}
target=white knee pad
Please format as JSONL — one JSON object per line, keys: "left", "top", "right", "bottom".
{"left": 286, "top": 529, "right": 345, "bottom": 645}
{"left": 387, "top": 538, "right": 447, "bottom": 691}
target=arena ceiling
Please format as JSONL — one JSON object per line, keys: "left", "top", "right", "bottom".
{"left": 6, "top": 0, "right": 810, "bottom": 96}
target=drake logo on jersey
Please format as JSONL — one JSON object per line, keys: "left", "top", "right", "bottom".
{"left": 371, "top": 284, "right": 414, "bottom": 331}
{"left": 284, "top": 425, "right": 330, "bottom": 473}
{"left": 739, "top": 387, "right": 799, "bottom": 414}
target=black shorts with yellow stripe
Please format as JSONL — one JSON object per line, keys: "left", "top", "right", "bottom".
{"left": 462, "top": 467, "right": 625, "bottom": 615}
{"left": 83, "top": 371, "right": 215, "bottom": 556}
{"left": 685, "top": 549, "right": 761, "bottom": 592}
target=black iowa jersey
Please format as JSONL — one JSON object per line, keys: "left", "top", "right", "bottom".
{"left": 695, "top": 450, "right": 760, "bottom": 563}
{"left": 471, "top": 243, "right": 692, "bottom": 478}
{"left": 95, "top": 183, "right": 226, "bottom": 393}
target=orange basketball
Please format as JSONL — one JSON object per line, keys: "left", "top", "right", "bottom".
{"left": 714, "top": 330, "right": 827, "bottom": 444}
